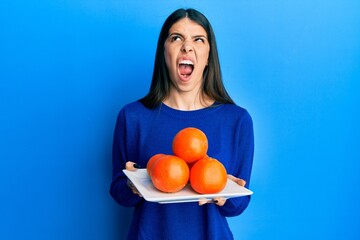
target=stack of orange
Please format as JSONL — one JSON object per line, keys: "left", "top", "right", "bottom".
{"left": 147, "top": 127, "right": 227, "bottom": 194}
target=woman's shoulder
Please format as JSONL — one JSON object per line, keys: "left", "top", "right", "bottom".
{"left": 121, "top": 100, "right": 145, "bottom": 111}
{"left": 218, "top": 104, "right": 253, "bottom": 132}
{"left": 114, "top": 101, "right": 148, "bottom": 125}
{"left": 218, "top": 103, "right": 252, "bottom": 119}
{"left": 118, "top": 100, "right": 156, "bottom": 118}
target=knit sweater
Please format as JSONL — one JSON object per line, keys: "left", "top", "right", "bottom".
{"left": 110, "top": 101, "right": 254, "bottom": 240}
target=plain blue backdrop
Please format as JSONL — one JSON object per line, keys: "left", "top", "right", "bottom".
{"left": 1, "top": 0, "right": 359, "bottom": 239}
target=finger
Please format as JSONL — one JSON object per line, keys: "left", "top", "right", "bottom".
{"left": 127, "top": 179, "right": 135, "bottom": 188}
{"left": 127, "top": 180, "right": 142, "bottom": 197}
{"left": 198, "top": 198, "right": 227, "bottom": 206}
{"left": 236, "top": 179, "right": 246, "bottom": 187}
{"left": 133, "top": 189, "right": 142, "bottom": 197}
{"left": 198, "top": 198, "right": 212, "bottom": 206}
{"left": 213, "top": 197, "right": 227, "bottom": 206}
{"left": 227, "top": 174, "right": 246, "bottom": 187}
{"left": 125, "top": 161, "right": 141, "bottom": 171}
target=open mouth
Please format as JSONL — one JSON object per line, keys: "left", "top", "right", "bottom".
{"left": 178, "top": 59, "right": 194, "bottom": 79}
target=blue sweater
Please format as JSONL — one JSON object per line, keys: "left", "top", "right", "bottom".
{"left": 110, "top": 101, "right": 254, "bottom": 240}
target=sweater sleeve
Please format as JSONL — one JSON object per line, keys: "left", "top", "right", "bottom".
{"left": 109, "top": 109, "right": 143, "bottom": 207}
{"left": 218, "top": 110, "right": 254, "bottom": 217}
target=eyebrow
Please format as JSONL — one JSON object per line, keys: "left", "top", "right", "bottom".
{"left": 193, "top": 34, "right": 208, "bottom": 39}
{"left": 169, "top": 32, "right": 208, "bottom": 39}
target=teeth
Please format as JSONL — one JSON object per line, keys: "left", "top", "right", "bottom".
{"left": 179, "top": 60, "right": 194, "bottom": 65}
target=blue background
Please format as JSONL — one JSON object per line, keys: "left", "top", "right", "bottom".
{"left": 1, "top": 1, "right": 359, "bottom": 239}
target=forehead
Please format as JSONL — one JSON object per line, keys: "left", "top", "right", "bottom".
{"left": 169, "top": 18, "right": 207, "bottom": 36}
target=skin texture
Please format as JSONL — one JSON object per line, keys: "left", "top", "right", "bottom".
{"left": 163, "top": 18, "right": 213, "bottom": 110}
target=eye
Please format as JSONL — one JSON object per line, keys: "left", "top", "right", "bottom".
{"left": 195, "top": 37, "right": 206, "bottom": 43}
{"left": 170, "top": 35, "right": 182, "bottom": 42}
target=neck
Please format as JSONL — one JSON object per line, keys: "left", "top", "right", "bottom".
{"left": 163, "top": 91, "right": 214, "bottom": 111}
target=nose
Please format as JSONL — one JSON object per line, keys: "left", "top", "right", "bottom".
{"left": 181, "top": 42, "right": 193, "bottom": 53}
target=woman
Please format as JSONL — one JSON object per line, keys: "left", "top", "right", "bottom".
{"left": 110, "top": 8, "right": 254, "bottom": 240}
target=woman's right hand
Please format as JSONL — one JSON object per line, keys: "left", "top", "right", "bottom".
{"left": 125, "top": 161, "right": 141, "bottom": 171}
{"left": 125, "top": 161, "right": 142, "bottom": 197}
{"left": 127, "top": 179, "right": 142, "bottom": 197}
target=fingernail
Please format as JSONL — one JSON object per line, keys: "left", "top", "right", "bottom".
{"left": 133, "top": 163, "right": 141, "bottom": 169}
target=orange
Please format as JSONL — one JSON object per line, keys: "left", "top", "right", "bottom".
{"left": 172, "top": 127, "right": 208, "bottom": 163}
{"left": 150, "top": 155, "right": 190, "bottom": 193}
{"left": 146, "top": 153, "right": 166, "bottom": 176}
{"left": 190, "top": 156, "right": 227, "bottom": 194}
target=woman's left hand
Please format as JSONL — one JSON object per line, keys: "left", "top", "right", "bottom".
{"left": 198, "top": 174, "right": 246, "bottom": 206}
{"left": 227, "top": 174, "right": 246, "bottom": 187}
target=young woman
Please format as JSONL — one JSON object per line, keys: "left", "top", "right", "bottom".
{"left": 110, "top": 8, "right": 254, "bottom": 240}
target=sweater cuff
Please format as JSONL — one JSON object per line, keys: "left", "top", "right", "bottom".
{"left": 110, "top": 178, "right": 143, "bottom": 207}
{"left": 218, "top": 195, "right": 250, "bottom": 217}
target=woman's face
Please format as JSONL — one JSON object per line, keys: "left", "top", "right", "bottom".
{"left": 164, "top": 18, "right": 210, "bottom": 93}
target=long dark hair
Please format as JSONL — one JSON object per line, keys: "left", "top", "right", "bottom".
{"left": 140, "top": 8, "right": 234, "bottom": 108}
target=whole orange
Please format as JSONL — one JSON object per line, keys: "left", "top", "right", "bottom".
{"left": 190, "top": 156, "right": 227, "bottom": 194}
{"left": 172, "top": 127, "right": 208, "bottom": 163}
{"left": 146, "top": 153, "right": 166, "bottom": 176}
{"left": 150, "top": 155, "right": 190, "bottom": 193}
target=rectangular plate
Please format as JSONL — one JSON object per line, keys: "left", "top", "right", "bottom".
{"left": 123, "top": 169, "right": 253, "bottom": 204}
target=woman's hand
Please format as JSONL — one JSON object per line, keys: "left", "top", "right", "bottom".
{"left": 125, "top": 161, "right": 141, "bottom": 171}
{"left": 125, "top": 161, "right": 142, "bottom": 197}
{"left": 198, "top": 197, "right": 227, "bottom": 206}
{"left": 198, "top": 174, "right": 246, "bottom": 206}
{"left": 227, "top": 174, "right": 246, "bottom": 187}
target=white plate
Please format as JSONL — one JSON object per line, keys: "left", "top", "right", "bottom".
{"left": 123, "top": 169, "right": 253, "bottom": 204}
